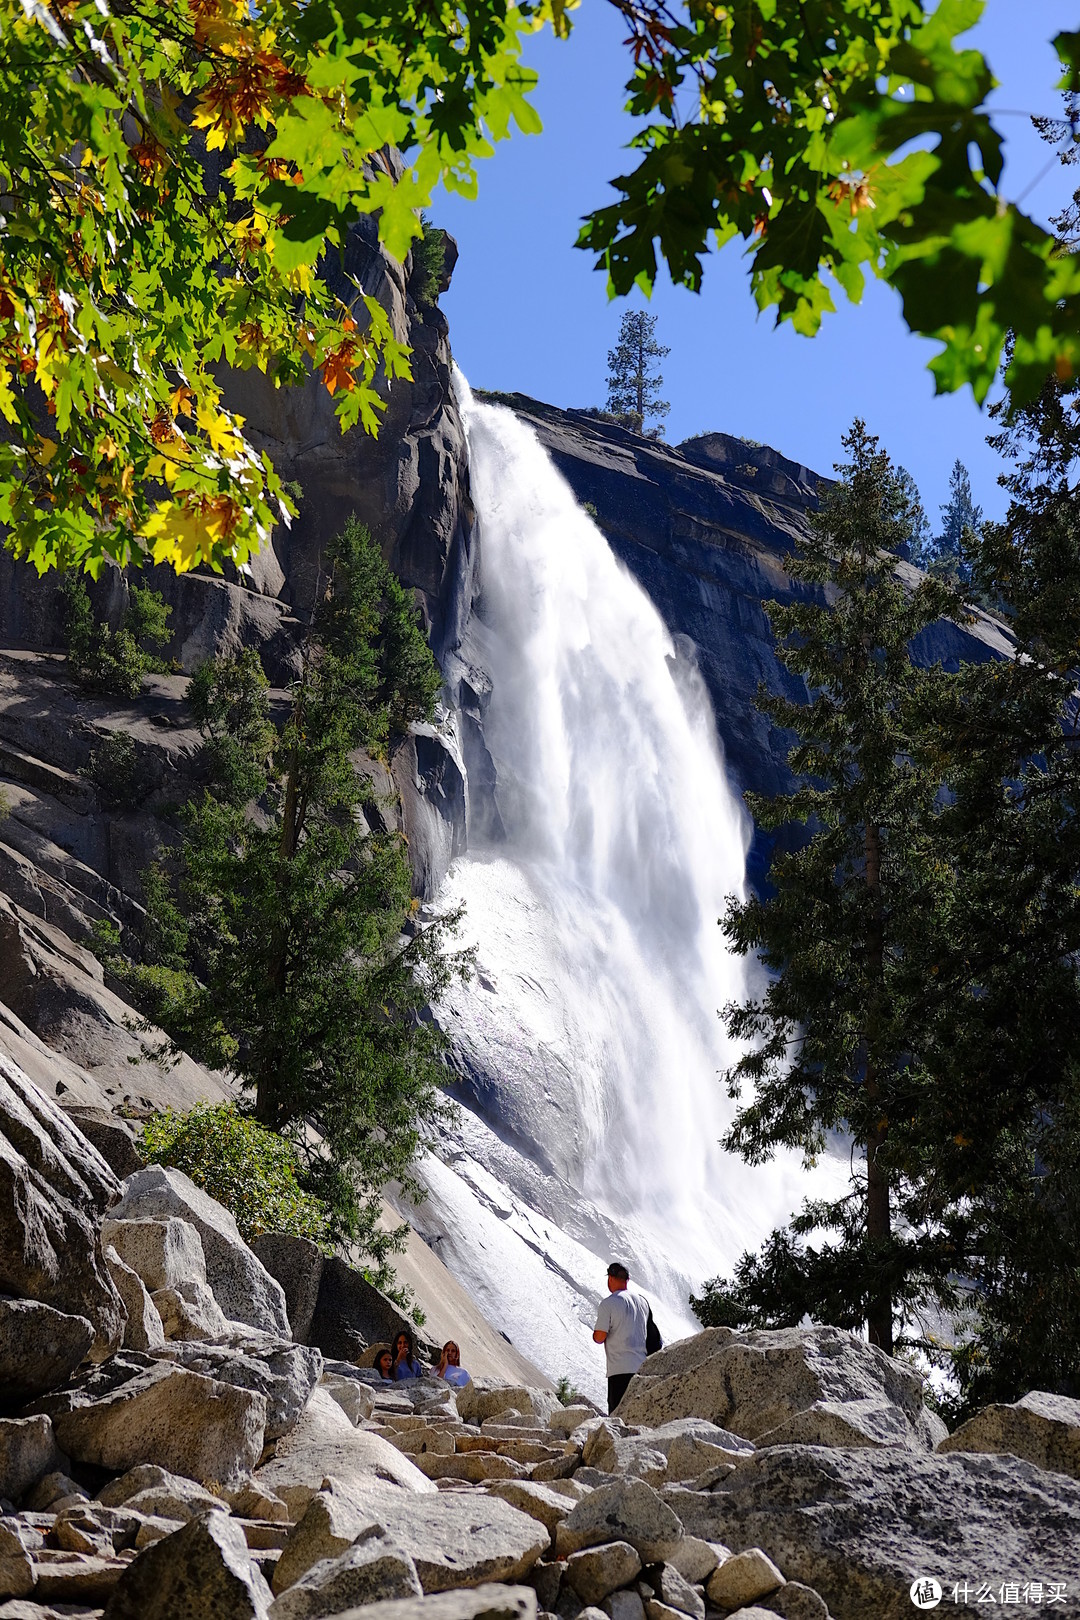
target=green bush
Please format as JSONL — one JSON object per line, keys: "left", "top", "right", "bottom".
{"left": 61, "top": 572, "right": 172, "bottom": 698}
{"left": 554, "top": 1374, "right": 582, "bottom": 1406}
{"left": 409, "top": 213, "right": 446, "bottom": 307}
{"left": 84, "top": 731, "right": 141, "bottom": 808}
{"left": 138, "top": 1102, "right": 333, "bottom": 1249}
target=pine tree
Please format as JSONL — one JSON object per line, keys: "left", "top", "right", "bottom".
{"left": 695, "top": 423, "right": 973, "bottom": 1353}
{"left": 605, "top": 311, "right": 670, "bottom": 436}
{"left": 696, "top": 413, "right": 1080, "bottom": 1402}
{"left": 894, "top": 466, "right": 931, "bottom": 565}
{"left": 117, "top": 519, "right": 468, "bottom": 1261}
{"left": 928, "top": 459, "right": 983, "bottom": 582}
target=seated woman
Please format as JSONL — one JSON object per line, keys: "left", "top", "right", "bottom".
{"left": 373, "top": 1347, "right": 394, "bottom": 1381}
{"left": 391, "top": 1328, "right": 424, "bottom": 1380}
{"left": 435, "top": 1340, "right": 471, "bottom": 1387}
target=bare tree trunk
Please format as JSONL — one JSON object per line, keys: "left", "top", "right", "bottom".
{"left": 255, "top": 711, "right": 302, "bottom": 1127}
{"left": 864, "top": 817, "right": 893, "bottom": 1355}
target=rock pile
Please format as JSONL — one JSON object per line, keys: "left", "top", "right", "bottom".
{"left": 3, "top": 1051, "right": 1080, "bottom": 1620}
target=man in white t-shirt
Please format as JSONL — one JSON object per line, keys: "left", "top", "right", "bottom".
{"left": 593, "top": 1260, "right": 651, "bottom": 1413}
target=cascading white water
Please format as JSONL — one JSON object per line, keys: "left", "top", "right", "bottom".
{"left": 419, "top": 377, "right": 843, "bottom": 1397}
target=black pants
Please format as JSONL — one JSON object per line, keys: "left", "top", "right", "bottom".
{"left": 607, "top": 1371, "right": 634, "bottom": 1413}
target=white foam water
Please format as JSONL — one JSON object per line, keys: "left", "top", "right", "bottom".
{"left": 415, "top": 378, "right": 842, "bottom": 1397}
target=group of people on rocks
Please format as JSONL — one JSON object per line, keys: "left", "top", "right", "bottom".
{"left": 371, "top": 1328, "right": 471, "bottom": 1387}
{"left": 366, "top": 1258, "right": 658, "bottom": 1412}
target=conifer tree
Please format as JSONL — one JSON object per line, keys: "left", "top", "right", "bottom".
{"left": 605, "top": 311, "right": 670, "bottom": 436}
{"left": 115, "top": 518, "right": 467, "bottom": 1262}
{"left": 926, "top": 459, "right": 983, "bottom": 582}
{"left": 696, "top": 423, "right": 963, "bottom": 1354}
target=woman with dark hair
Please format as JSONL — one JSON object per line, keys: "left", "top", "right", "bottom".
{"left": 392, "top": 1327, "right": 424, "bottom": 1380}
{"left": 373, "top": 1347, "right": 394, "bottom": 1380}
{"left": 435, "top": 1340, "right": 471, "bottom": 1388}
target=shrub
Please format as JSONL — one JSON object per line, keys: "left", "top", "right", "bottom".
{"left": 409, "top": 213, "right": 446, "bottom": 307}
{"left": 61, "top": 572, "right": 172, "bottom": 698}
{"left": 555, "top": 1374, "right": 582, "bottom": 1406}
{"left": 139, "top": 1102, "right": 333, "bottom": 1249}
{"left": 84, "top": 731, "right": 141, "bottom": 808}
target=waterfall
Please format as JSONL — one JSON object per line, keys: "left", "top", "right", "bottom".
{"left": 414, "top": 377, "right": 842, "bottom": 1400}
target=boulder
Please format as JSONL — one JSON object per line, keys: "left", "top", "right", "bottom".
{"left": 254, "top": 1388, "right": 435, "bottom": 1516}
{"left": 23, "top": 1470, "right": 87, "bottom": 1512}
{"left": 326, "top": 1584, "right": 537, "bottom": 1620}
{"left": 108, "top": 1168, "right": 289, "bottom": 1336}
{"left": 99, "top": 1216, "right": 207, "bottom": 1295}
{"left": 250, "top": 1235, "right": 324, "bottom": 1346}
{"left": 34, "top": 1358, "right": 267, "bottom": 1487}
{"left": 603, "top": 1593, "right": 645, "bottom": 1620}
{"left": 158, "top": 1339, "right": 323, "bottom": 1442}
{"left": 555, "top": 1480, "right": 683, "bottom": 1564}
{"left": 706, "top": 1550, "right": 784, "bottom": 1610}
{"left": 564, "top": 1543, "right": 641, "bottom": 1605}
{"left": 268, "top": 1526, "right": 422, "bottom": 1619}
{"left": 97, "top": 1465, "right": 223, "bottom": 1522}
{"left": 938, "top": 1389, "right": 1080, "bottom": 1481}
{"left": 413, "top": 1453, "right": 528, "bottom": 1484}
{"left": 152, "top": 1279, "right": 231, "bottom": 1341}
{"left": 0, "top": 1053, "right": 124, "bottom": 1358}
{"left": 282, "top": 1483, "right": 548, "bottom": 1593}
{"left": 60, "top": 1105, "right": 145, "bottom": 1179}
{"left": 650, "top": 1564, "right": 705, "bottom": 1620}
{"left": 320, "top": 1374, "right": 374, "bottom": 1426}
{"left": 102, "top": 1508, "right": 272, "bottom": 1619}
{"left": 616, "top": 1327, "right": 942, "bottom": 1452}
{"left": 0, "top": 1298, "right": 94, "bottom": 1406}
{"left": 103, "top": 1247, "right": 166, "bottom": 1353}
{"left": 548, "top": 1407, "right": 596, "bottom": 1437}
{"left": 0, "top": 1418, "right": 65, "bottom": 1504}
{"left": 666, "top": 1540, "right": 722, "bottom": 1585}
{"left": 458, "top": 1385, "right": 558, "bottom": 1428}
{"left": 0, "top": 1523, "right": 34, "bottom": 1601}
{"left": 486, "top": 1481, "right": 574, "bottom": 1545}
{"left": 273, "top": 1481, "right": 385, "bottom": 1594}
{"left": 697, "top": 1443, "right": 1080, "bottom": 1619}
{"left": 584, "top": 1419, "right": 750, "bottom": 1486}
{"left": 759, "top": 1584, "right": 832, "bottom": 1620}
{"left": 307, "top": 1257, "right": 415, "bottom": 1364}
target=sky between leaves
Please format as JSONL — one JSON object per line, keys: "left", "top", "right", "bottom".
{"left": 434, "top": 0, "right": 1079, "bottom": 525}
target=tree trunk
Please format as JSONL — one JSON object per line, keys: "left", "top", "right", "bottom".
{"left": 636, "top": 330, "right": 644, "bottom": 420}
{"left": 255, "top": 718, "right": 302, "bottom": 1127}
{"left": 864, "top": 818, "right": 893, "bottom": 1355}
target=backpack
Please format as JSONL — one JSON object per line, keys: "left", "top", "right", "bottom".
{"left": 645, "top": 1304, "right": 663, "bottom": 1356}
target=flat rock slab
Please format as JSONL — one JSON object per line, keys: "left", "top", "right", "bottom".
{"left": 697, "top": 1443, "right": 1080, "bottom": 1620}
{"left": 307, "top": 1484, "right": 548, "bottom": 1593}
{"left": 332, "top": 1582, "right": 537, "bottom": 1620}
{"left": 255, "top": 1389, "right": 434, "bottom": 1518}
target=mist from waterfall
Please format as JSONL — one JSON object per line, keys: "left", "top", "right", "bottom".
{"left": 427, "top": 378, "right": 841, "bottom": 1380}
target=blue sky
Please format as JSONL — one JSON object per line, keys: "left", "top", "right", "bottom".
{"left": 433, "top": 1, "right": 1078, "bottom": 525}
